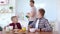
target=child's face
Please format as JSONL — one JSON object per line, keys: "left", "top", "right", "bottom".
{"left": 37, "top": 11, "right": 42, "bottom": 18}
{"left": 12, "top": 17, "right": 18, "bottom": 23}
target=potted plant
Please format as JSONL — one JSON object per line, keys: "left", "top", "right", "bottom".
{"left": 0, "top": 26, "right": 2, "bottom": 34}
{"left": 9, "top": 6, "right": 13, "bottom": 11}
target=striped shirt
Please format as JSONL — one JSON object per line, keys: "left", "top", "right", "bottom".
{"left": 29, "top": 17, "right": 52, "bottom": 31}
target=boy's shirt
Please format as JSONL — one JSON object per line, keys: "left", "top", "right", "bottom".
{"left": 30, "top": 17, "right": 52, "bottom": 31}
{"left": 9, "top": 23, "right": 22, "bottom": 29}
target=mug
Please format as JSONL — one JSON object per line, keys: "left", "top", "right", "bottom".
{"left": 9, "top": 26, "right": 13, "bottom": 30}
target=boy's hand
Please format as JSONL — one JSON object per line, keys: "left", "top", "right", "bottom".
{"left": 41, "top": 28, "right": 46, "bottom": 32}
{"left": 36, "top": 29, "right": 40, "bottom": 32}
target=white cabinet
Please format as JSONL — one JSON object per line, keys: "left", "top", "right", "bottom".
{"left": 0, "top": 0, "right": 16, "bottom": 28}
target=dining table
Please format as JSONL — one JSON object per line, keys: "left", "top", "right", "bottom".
{"left": 2, "top": 30, "right": 59, "bottom": 34}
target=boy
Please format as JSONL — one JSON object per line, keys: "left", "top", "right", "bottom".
{"left": 9, "top": 16, "right": 22, "bottom": 29}
{"left": 29, "top": 8, "right": 52, "bottom": 32}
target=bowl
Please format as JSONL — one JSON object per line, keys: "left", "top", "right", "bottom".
{"left": 29, "top": 28, "right": 36, "bottom": 32}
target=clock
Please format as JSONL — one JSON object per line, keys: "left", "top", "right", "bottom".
{"left": 0, "top": 0, "right": 9, "bottom": 5}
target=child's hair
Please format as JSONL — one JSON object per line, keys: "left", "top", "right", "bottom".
{"left": 39, "top": 8, "right": 45, "bottom": 16}
{"left": 11, "top": 16, "right": 17, "bottom": 20}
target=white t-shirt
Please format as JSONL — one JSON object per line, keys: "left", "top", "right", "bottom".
{"left": 29, "top": 6, "right": 37, "bottom": 21}
{"left": 31, "top": 6, "right": 36, "bottom": 13}
{"left": 35, "top": 19, "right": 39, "bottom": 29}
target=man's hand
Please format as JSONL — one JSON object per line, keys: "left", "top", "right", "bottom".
{"left": 27, "top": 13, "right": 30, "bottom": 17}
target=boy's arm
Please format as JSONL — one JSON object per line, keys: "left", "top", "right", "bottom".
{"left": 41, "top": 19, "right": 52, "bottom": 32}
{"left": 28, "top": 21, "right": 35, "bottom": 28}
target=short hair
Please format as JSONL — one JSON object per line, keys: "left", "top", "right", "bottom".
{"left": 30, "top": 0, "right": 35, "bottom": 4}
{"left": 39, "top": 8, "right": 45, "bottom": 16}
{"left": 11, "top": 16, "right": 17, "bottom": 20}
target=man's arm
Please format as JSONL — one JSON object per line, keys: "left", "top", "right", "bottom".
{"left": 28, "top": 21, "right": 34, "bottom": 28}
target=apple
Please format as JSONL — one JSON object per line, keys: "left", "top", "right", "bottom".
{"left": 22, "top": 27, "right": 26, "bottom": 31}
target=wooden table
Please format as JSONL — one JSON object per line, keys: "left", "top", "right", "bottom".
{"left": 27, "top": 31, "right": 59, "bottom": 34}
{"left": 2, "top": 30, "right": 59, "bottom": 34}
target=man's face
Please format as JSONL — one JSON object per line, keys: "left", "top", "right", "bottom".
{"left": 12, "top": 17, "right": 18, "bottom": 23}
{"left": 30, "top": 2, "right": 34, "bottom": 7}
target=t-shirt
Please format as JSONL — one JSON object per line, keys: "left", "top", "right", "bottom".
{"left": 31, "top": 6, "right": 36, "bottom": 13}
{"left": 29, "top": 6, "right": 37, "bottom": 21}
{"left": 35, "top": 19, "right": 39, "bottom": 29}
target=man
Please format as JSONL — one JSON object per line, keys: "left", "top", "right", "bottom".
{"left": 29, "top": 8, "right": 52, "bottom": 32}
{"left": 27, "top": 0, "right": 37, "bottom": 25}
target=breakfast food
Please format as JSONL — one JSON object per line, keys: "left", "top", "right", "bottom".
{"left": 13, "top": 28, "right": 26, "bottom": 33}
{"left": 18, "top": 29, "right": 25, "bottom": 32}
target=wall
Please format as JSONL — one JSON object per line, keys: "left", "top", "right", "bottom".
{"left": 57, "top": 0, "right": 60, "bottom": 32}
{"left": 16, "top": 0, "right": 56, "bottom": 21}
{"left": 57, "top": 0, "right": 60, "bottom": 21}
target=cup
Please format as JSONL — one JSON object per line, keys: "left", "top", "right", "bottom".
{"left": 9, "top": 26, "right": 13, "bottom": 30}
{"left": 6, "top": 27, "right": 10, "bottom": 32}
